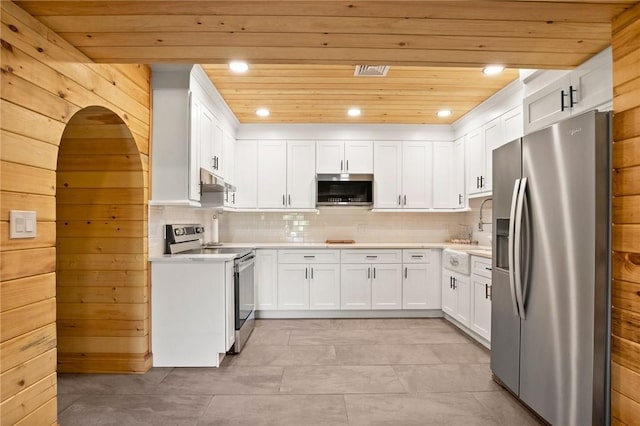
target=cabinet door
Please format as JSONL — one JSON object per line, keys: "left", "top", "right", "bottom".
{"left": 188, "top": 95, "right": 201, "bottom": 202}
{"left": 256, "top": 250, "right": 278, "bottom": 310}
{"left": 199, "top": 105, "right": 214, "bottom": 173}
{"left": 482, "top": 117, "right": 503, "bottom": 194}
{"left": 222, "top": 133, "right": 235, "bottom": 186}
{"left": 502, "top": 105, "right": 523, "bottom": 144}
{"left": 442, "top": 272, "right": 457, "bottom": 317}
{"left": 523, "top": 74, "right": 571, "bottom": 134}
{"left": 453, "top": 137, "right": 465, "bottom": 208}
{"left": 234, "top": 140, "right": 258, "bottom": 208}
{"left": 211, "top": 124, "right": 223, "bottom": 176}
{"left": 257, "top": 140, "right": 287, "bottom": 208}
{"left": 371, "top": 264, "right": 402, "bottom": 309}
{"left": 471, "top": 274, "right": 492, "bottom": 341}
{"left": 309, "top": 264, "right": 341, "bottom": 310}
{"left": 570, "top": 53, "right": 612, "bottom": 115}
{"left": 373, "top": 141, "right": 402, "bottom": 209}
{"left": 403, "top": 263, "right": 440, "bottom": 309}
{"left": 402, "top": 141, "right": 433, "bottom": 209}
{"left": 277, "top": 264, "right": 309, "bottom": 310}
{"left": 454, "top": 274, "right": 471, "bottom": 328}
{"left": 316, "top": 140, "right": 344, "bottom": 173}
{"left": 287, "top": 140, "right": 316, "bottom": 208}
{"left": 432, "top": 142, "right": 455, "bottom": 209}
{"left": 340, "top": 264, "right": 371, "bottom": 310}
{"left": 344, "top": 141, "right": 373, "bottom": 173}
{"left": 465, "top": 129, "right": 483, "bottom": 196}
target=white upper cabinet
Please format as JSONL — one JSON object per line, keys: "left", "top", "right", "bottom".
{"left": 482, "top": 116, "right": 503, "bottom": 194}
{"left": 234, "top": 140, "right": 258, "bottom": 208}
{"left": 222, "top": 132, "right": 235, "bottom": 185}
{"left": 286, "top": 140, "right": 316, "bottom": 209}
{"left": 258, "top": 140, "right": 288, "bottom": 208}
{"left": 502, "top": 104, "right": 524, "bottom": 144}
{"left": 524, "top": 47, "right": 611, "bottom": 134}
{"left": 373, "top": 141, "right": 403, "bottom": 209}
{"left": 453, "top": 137, "right": 466, "bottom": 208}
{"left": 432, "top": 142, "right": 456, "bottom": 209}
{"left": 316, "top": 140, "right": 373, "bottom": 174}
{"left": 374, "top": 141, "right": 434, "bottom": 209}
{"left": 256, "top": 140, "right": 316, "bottom": 210}
{"left": 465, "top": 128, "right": 483, "bottom": 196}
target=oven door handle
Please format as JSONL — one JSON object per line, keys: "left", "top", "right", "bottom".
{"left": 236, "top": 254, "right": 256, "bottom": 273}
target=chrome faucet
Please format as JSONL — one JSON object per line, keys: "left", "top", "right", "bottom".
{"left": 478, "top": 198, "right": 493, "bottom": 231}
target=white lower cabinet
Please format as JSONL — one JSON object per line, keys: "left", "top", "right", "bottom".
{"left": 470, "top": 255, "right": 492, "bottom": 341}
{"left": 309, "top": 264, "right": 341, "bottom": 310}
{"left": 371, "top": 264, "right": 402, "bottom": 309}
{"left": 442, "top": 270, "right": 471, "bottom": 327}
{"left": 256, "top": 249, "right": 278, "bottom": 310}
{"left": 402, "top": 249, "right": 441, "bottom": 309}
{"left": 278, "top": 264, "right": 310, "bottom": 310}
{"left": 340, "top": 264, "right": 372, "bottom": 310}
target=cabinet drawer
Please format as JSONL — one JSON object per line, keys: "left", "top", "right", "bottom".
{"left": 278, "top": 250, "right": 340, "bottom": 264}
{"left": 402, "top": 249, "right": 432, "bottom": 263}
{"left": 341, "top": 249, "right": 402, "bottom": 264}
{"left": 471, "top": 256, "right": 492, "bottom": 279}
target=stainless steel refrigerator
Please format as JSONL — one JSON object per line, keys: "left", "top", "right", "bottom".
{"left": 491, "top": 110, "right": 611, "bottom": 425}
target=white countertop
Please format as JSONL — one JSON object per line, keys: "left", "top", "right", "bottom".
{"left": 149, "top": 253, "right": 238, "bottom": 262}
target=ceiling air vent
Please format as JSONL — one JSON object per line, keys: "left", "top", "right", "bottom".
{"left": 354, "top": 65, "right": 390, "bottom": 77}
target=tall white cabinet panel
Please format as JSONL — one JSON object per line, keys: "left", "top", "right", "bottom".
{"left": 234, "top": 140, "right": 258, "bottom": 208}
{"left": 198, "top": 103, "right": 213, "bottom": 173}
{"left": 257, "top": 141, "right": 287, "bottom": 208}
{"left": 371, "top": 263, "right": 402, "bottom": 309}
{"left": 256, "top": 249, "right": 278, "bottom": 310}
{"left": 222, "top": 133, "right": 235, "bottom": 185}
{"left": 502, "top": 105, "right": 523, "bottom": 144}
{"left": 188, "top": 95, "right": 202, "bottom": 202}
{"left": 341, "top": 264, "right": 372, "bottom": 310}
{"left": 286, "top": 140, "right": 316, "bottom": 208}
{"left": 344, "top": 141, "right": 373, "bottom": 173}
{"left": 482, "top": 117, "right": 502, "bottom": 194}
{"left": 309, "top": 264, "right": 341, "bottom": 310}
{"left": 465, "top": 129, "right": 483, "bottom": 196}
{"left": 402, "top": 141, "right": 433, "bottom": 209}
{"left": 453, "top": 137, "right": 466, "bottom": 208}
{"left": 277, "top": 264, "right": 309, "bottom": 310}
{"left": 373, "top": 141, "right": 402, "bottom": 209}
{"left": 432, "top": 142, "right": 455, "bottom": 209}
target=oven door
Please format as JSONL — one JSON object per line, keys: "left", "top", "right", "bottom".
{"left": 235, "top": 252, "right": 255, "bottom": 331}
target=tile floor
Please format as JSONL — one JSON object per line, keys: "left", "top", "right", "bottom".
{"left": 57, "top": 318, "right": 543, "bottom": 425}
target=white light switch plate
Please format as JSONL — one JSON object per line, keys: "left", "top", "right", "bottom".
{"left": 10, "top": 210, "right": 37, "bottom": 239}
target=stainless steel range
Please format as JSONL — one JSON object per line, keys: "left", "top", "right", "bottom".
{"left": 164, "top": 224, "right": 255, "bottom": 353}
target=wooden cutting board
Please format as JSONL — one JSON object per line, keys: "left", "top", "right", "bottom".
{"left": 325, "top": 239, "right": 356, "bottom": 244}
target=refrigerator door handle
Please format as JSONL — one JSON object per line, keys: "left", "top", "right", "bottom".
{"left": 508, "top": 179, "right": 521, "bottom": 317}
{"left": 514, "top": 177, "right": 528, "bottom": 319}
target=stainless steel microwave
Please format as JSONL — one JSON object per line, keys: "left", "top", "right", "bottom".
{"left": 316, "top": 174, "right": 373, "bottom": 207}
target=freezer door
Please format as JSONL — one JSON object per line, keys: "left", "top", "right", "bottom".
{"left": 519, "top": 111, "right": 610, "bottom": 426}
{"left": 490, "top": 138, "right": 522, "bottom": 395}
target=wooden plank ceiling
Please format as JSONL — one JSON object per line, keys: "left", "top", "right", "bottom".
{"left": 14, "top": 0, "right": 638, "bottom": 124}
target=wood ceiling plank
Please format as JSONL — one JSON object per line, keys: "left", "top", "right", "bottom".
{"left": 33, "top": 15, "right": 611, "bottom": 40}
{"left": 15, "top": 1, "right": 634, "bottom": 22}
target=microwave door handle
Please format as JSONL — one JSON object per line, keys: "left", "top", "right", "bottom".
{"left": 508, "top": 179, "right": 521, "bottom": 318}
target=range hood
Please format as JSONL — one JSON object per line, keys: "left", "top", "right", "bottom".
{"left": 200, "top": 168, "right": 236, "bottom": 194}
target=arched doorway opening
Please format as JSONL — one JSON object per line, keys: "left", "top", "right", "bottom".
{"left": 56, "top": 106, "right": 150, "bottom": 373}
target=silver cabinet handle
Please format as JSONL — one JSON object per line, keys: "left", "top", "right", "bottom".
{"left": 305, "top": 267, "right": 308, "bottom": 279}
{"left": 368, "top": 267, "right": 371, "bottom": 279}
{"left": 411, "top": 255, "right": 423, "bottom": 259}
{"left": 403, "top": 195, "right": 407, "bottom": 205}
{"left": 373, "top": 267, "right": 376, "bottom": 279}
{"left": 366, "top": 255, "right": 378, "bottom": 259}
{"left": 453, "top": 277, "right": 456, "bottom": 290}
{"left": 303, "top": 255, "right": 316, "bottom": 259}
{"left": 485, "top": 283, "right": 489, "bottom": 299}
{"left": 404, "top": 267, "right": 408, "bottom": 279}
{"left": 288, "top": 194, "right": 291, "bottom": 205}
{"left": 346, "top": 160, "right": 349, "bottom": 171}
{"left": 449, "top": 276, "right": 453, "bottom": 288}
{"left": 232, "top": 193, "right": 235, "bottom": 204}
{"left": 311, "top": 267, "right": 314, "bottom": 279}
{"left": 398, "top": 195, "right": 401, "bottom": 206}
{"left": 282, "top": 194, "right": 285, "bottom": 206}
{"left": 508, "top": 179, "right": 521, "bottom": 317}
{"left": 341, "top": 160, "right": 343, "bottom": 171}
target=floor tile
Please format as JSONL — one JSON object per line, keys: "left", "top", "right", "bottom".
{"left": 473, "top": 390, "right": 544, "bottom": 425}
{"left": 279, "top": 365, "right": 406, "bottom": 394}
{"left": 344, "top": 392, "right": 498, "bottom": 426}
{"left": 335, "top": 344, "right": 441, "bottom": 365}
{"left": 57, "top": 368, "right": 173, "bottom": 395}
{"left": 429, "top": 343, "right": 490, "bottom": 364}
{"left": 224, "top": 344, "right": 337, "bottom": 367}
{"left": 157, "top": 367, "right": 284, "bottom": 395}
{"left": 254, "top": 319, "right": 334, "bottom": 330}
{"left": 288, "top": 329, "right": 381, "bottom": 346}
{"left": 57, "top": 394, "right": 83, "bottom": 414}
{"left": 394, "top": 364, "right": 499, "bottom": 393}
{"left": 197, "top": 394, "right": 348, "bottom": 425}
{"left": 244, "top": 328, "right": 291, "bottom": 346}
{"left": 361, "top": 318, "right": 451, "bottom": 330}
{"left": 58, "top": 394, "right": 211, "bottom": 426}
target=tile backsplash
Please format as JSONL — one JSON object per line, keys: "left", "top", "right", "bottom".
{"left": 148, "top": 205, "right": 218, "bottom": 256}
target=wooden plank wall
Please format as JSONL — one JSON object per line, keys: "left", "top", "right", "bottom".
{"left": 611, "top": 2, "right": 640, "bottom": 424}
{"left": 56, "top": 108, "right": 149, "bottom": 373}
{"left": 0, "top": 1, "right": 151, "bottom": 424}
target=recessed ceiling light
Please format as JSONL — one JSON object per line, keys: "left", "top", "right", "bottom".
{"left": 256, "top": 108, "right": 270, "bottom": 117}
{"left": 347, "top": 108, "right": 361, "bottom": 117}
{"left": 229, "top": 61, "right": 249, "bottom": 73}
{"left": 437, "top": 109, "right": 452, "bottom": 118}
{"left": 483, "top": 65, "right": 505, "bottom": 76}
